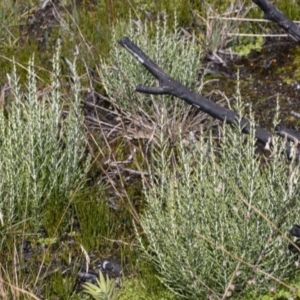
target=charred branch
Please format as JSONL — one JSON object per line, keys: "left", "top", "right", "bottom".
{"left": 118, "top": 36, "right": 274, "bottom": 146}
{"left": 252, "top": 0, "right": 300, "bottom": 41}
{"left": 275, "top": 124, "right": 300, "bottom": 144}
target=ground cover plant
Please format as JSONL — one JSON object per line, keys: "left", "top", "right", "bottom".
{"left": 0, "top": 42, "right": 90, "bottom": 235}
{"left": 100, "top": 13, "right": 201, "bottom": 113}
{"left": 0, "top": 42, "right": 92, "bottom": 298}
{"left": 138, "top": 97, "right": 300, "bottom": 299}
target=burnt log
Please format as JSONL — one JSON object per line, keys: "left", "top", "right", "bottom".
{"left": 275, "top": 124, "right": 300, "bottom": 144}
{"left": 252, "top": 0, "right": 300, "bottom": 41}
{"left": 118, "top": 36, "right": 274, "bottom": 146}
{"left": 118, "top": 37, "right": 300, "bottom": 158}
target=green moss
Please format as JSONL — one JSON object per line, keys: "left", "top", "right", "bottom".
{"left": 243, "top": 272, "right": 300, "bottom": 299}
{"left": 233, "top": 36, "right": 264, "bottom": 57}
{"left": 119, "top": 269, "right": 178, "bottom": 300}
{"left": 276, "top": 46, "right": 300, "bottom": 84}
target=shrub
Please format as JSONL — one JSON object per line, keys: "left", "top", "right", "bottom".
{"left": 0, "top": 41, "right": 90, "bottom": 239}
{"left": 138, "top": 102, "right": 300, "bottom": 299}
{"left": 99, "top": 13, "right": 202, "bottom": 115}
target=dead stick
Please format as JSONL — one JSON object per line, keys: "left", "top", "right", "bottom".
{"left": 118, "top": 36, "right": 274, "bottom": 146}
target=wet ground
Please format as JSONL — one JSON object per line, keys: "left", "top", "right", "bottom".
{"left": 201, "top": 38, "right": 300, "bottom": 132}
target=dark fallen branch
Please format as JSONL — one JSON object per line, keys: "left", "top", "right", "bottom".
{"left": 275, "top": 124, "right": 300, "bottom": 144}
{"left": 118, "top": 37, "right": 300, "bottom": 158}
{"left": 252, "top": 0, "right": 300, "bottom": 41}
{"left": 118, "top": 36, "right": 274, "bottom": 146}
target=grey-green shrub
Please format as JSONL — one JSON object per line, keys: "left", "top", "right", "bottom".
{"left": 0, "top": 42, "right": 90, "bottom": 237}
{"left": 138, "top": 110, "right": 300, "bottom": 299}
{"left": 100, "top": 13, "right": 202, "bottom": 115}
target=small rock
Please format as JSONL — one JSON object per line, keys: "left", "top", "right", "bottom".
{"left": 102, "top": 260, "right": 122, "bottom": 276}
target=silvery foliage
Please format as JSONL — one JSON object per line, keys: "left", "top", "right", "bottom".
{"left": 100, "top": 13, "right": 202, "bottom": 114}
{"left": 0, "top": 41, "right": 90, "bottom": 233}
{"left": 138, "top": 107, "right": 300, "bottom": 299}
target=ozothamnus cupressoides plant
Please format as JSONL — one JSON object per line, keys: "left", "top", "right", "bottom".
{"left": 100, "top": 13, "right": 202, "bottom": 115}
{"left": 138, "top": 103, "right": 300, "bottom": 299}
{"left": 0, "top": 41, "right": 90, "bottom": 239}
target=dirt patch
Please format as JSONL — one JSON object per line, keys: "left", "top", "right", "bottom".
{"left": 201, "top": 38, "right": 300, "bottom": 131}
